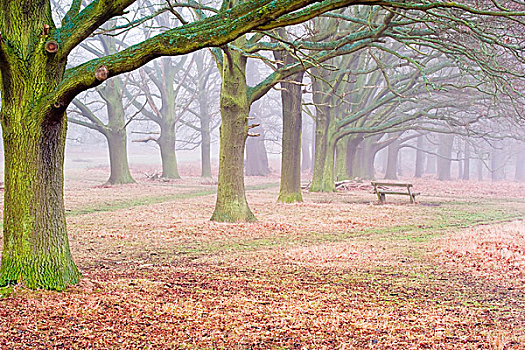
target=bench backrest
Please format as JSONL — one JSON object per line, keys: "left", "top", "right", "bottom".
{"left": 371, "top": 182, "right": 412, "bottom": 188}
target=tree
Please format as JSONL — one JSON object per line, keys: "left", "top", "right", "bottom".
{"left": 0, "top": 0, "right": 378, "bottom": 289}
{"left": 69, "top": 30, "right": 136, "bottom": 185}
{"left": 1, "top": 0, "right": 523, "bottom": 289}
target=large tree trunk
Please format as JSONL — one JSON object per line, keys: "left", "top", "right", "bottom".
{"left": 334, "top": 138, "right": 349, "bottom": 181}
{"left": 211, "top": 42, "right": 255, "bottom": 222}
{"left": 437, "top": 134, "right": 454, "bottom": 181}
{"left": 278, "top": 71, "right": 305, "bottom": 202}
{"left": 158, "top": 123, "right": 180, "bottom": 179}
{"left": 104, "top": 79, "right": 135, "bottom": 185}
{"left": 414, "top": 136, "right": 425, "bottom": 178}
{"left": 106, "top": 129, "right": 134, "bottom": 185}
{"left": 310, "top": 69, "right": 336, "bottom": 193}
{"left": 0, "top": 4, "right": 80, "bottom": 290}
{"left": 2, "top": 114, "right": 80, "bottom": 290}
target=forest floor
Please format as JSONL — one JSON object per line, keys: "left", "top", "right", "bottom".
{"left": 0, "top": 168, "right": 524, "bottom": 349}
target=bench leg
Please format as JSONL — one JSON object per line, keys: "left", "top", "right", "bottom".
{"left": 379, "top": 193, "right": 386, "bottom": 203}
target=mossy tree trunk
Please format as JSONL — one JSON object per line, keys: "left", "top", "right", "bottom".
{"left": 334, "top": 137, "right": 349, "bottom": 181}
{"left": 211, "top": 39, "right": 255, "bottom": 222}
{"left": 0, "top": 2, "right": 80, "bottom": 289}
{"left": 277, "top": 71, "right": 305, "bottom": 202}
{"left": 310, "top": 104, "right": 337, "bottom": 192}
{"left": 102, "top": 79, "right": 135, "bottom": 185}
{"left": 106, "top": 129, "right": 134, "bottom": 185}
{"left": 158, "top": 58, "right": 181, "bottom": 179}
{"left": 310, "top": 69, "right": 336, "bottom": 193}
{"left": 158, "top": 122, "right": 180, "bottom": 179}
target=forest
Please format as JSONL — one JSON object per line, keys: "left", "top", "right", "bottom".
{"left": 0, "top": 0, "right": 524, "bottom": 348}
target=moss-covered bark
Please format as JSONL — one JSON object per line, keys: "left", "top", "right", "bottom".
{"left": 310, "top": 119, "right": 337, "bottom": 192}
{"left": 158, "top": 123, "right": 180, "bottom": 179}
{"left": 106, "top": 130, "right": 134, "bottom": 185}
{"left": 211, "top": 38, "right": 255, "bottom": 222}
{"left": 277, "top": 71, "right": 304, "bottom": 203}
{"left": 310, "top": 77, "right": 337, "bottom": 193}
{"left": 0, "top": 1, "right": 80, "bottom": 289}
{"left": 103, "top": 79, "right": 135, "bottom": 185}
{"left": 334, "top": 138, "right": 348, "bottom": 181}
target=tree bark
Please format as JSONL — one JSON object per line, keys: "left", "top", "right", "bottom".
{"left": 345, "top": 136, "right": 362, "bottom": 178}
{"left": 200, "top": 113, "right": 212, "bottom": 178}
{"left": 211, "top": 41, "right": 255, "bottom": 222}
{"left": 437, "top": 134, "right": 454, "bottom": 181}
{"left": 158, "top": 123, "right": 180, "bottom": 179}
{"left": 384, "top": 142, "right": 400, "bottom": 180}
{"left": 462, "top": 142, "right": 470, "bottom": 180}
{"left": 310, "top": 68, "right": 336, "bottom": 193}
{"left": 301, "top": 117, "right": 311, "bottom": 172}
{"left": 477, "top": 158, "right": 484, "bottom": 181}
{"left": 425, "top": 154, "right": 436, "bottom": 175}
{"left": 515, "top": 149, "right": 525, "bottom": 182}
{"left": 334, "top": 138, "right": 348, "bottom": 181}
{"left": 277, "top": 71, "right": 305, "bottom": 202}
{"left": 491, "top": 146, "right": 505, "bottom": 182}
{"left": 0, "top": 3, "right": 81, "bottom": 289}
{"left": 414, "top": 136, "right": 425, "bottom": 178}
{"left": 103, "top": 79, "right": 135, "bottom": 185}
{"left": 245, "top": 124, "right": 270, "bottom": 176}
{"left": 106, "top": 129, "right": 134, "bottom": 185}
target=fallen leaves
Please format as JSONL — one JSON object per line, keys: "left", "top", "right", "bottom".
{"left": 0, "top": 174, "right": 524, "bottom": 349}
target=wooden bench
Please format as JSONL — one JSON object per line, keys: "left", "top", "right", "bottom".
{"left": 371, "top": 181, "right": 419, "bottom": 204}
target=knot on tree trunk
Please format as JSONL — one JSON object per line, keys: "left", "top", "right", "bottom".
{"left": 45, "top": 41, "right": 59, "bottom": 54}
{"left": 95, "top": 65, "right": 109, "bottom": 81}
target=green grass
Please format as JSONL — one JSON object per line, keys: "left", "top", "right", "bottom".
{"left": 67, "top": 182, "right": 279, "bottom": 217}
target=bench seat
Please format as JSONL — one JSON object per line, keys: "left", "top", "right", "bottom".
{"left": 371, "top": 181, "right": 419, "bottom": 203}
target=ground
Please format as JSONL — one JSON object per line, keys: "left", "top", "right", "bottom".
{"left": 0, "top": 167, "right": 524, "bottom": 349}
